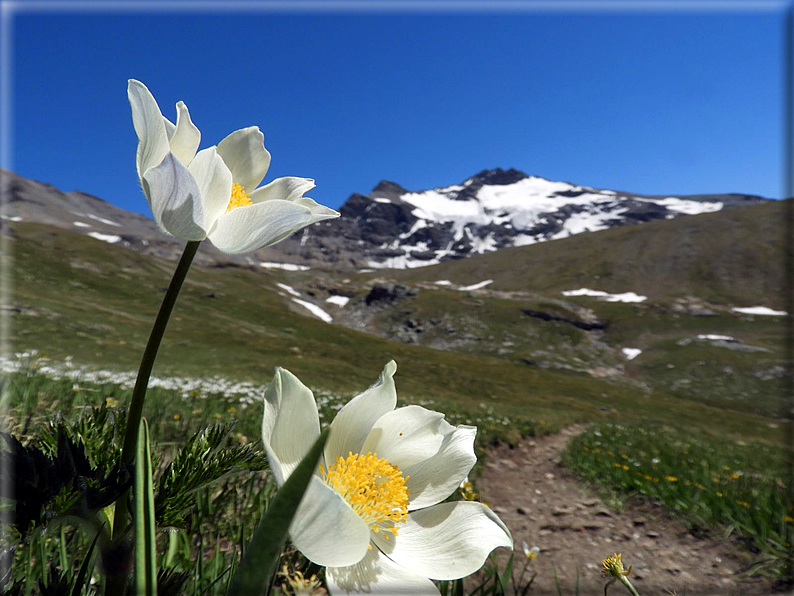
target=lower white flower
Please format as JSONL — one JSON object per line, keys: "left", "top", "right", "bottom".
{"left": 262, "top": 361, "right": 512, "bottom": 595}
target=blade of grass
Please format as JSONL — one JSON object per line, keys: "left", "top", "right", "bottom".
{"left": 59, "top": 527, "right": 68, "bottom": 581}
{"left": 164, "top": 531, "right": 179, "bottom": 569}
{"left": 70, "top": 526, "right": 102, "bottom": 596}
{"left": 227, "top": 429, "right": 329, "bottom": 596}
{"left": 499, "top": 552, "right": 514, "bottom": 593}
{"left": 134, "top": 418, "right": 157, "bottom": 596}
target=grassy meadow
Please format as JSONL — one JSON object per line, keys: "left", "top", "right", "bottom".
{"left": 4, "top": 216, "right": 792, "bottom": 591}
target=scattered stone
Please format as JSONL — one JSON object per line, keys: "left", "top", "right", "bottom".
{"left": 646, "top": 530, "right": 660, "bottom": 538}
{"left": 516, "top": 507, "right": 527, "bottom": 515}
{"left": 582, "top": 521, "right": 605, "bottom": 530}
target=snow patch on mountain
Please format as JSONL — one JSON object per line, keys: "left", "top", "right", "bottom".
{"left": 260, "top": 261, "right": 311, "bottom": 271}
{"left": 293, "top": 298, "right": 333, "bottom": 323}
{"left": 459, "top": 280, "right": 493, "bottom": 291}
{"left": 622, "top": 348, "right": 642, "bottom": 360}
{"left": 276, "top": 283, "right": 301, "bottom": 297}
{"left": 732, "top": 306, "right": 787, "bottom": 316}
{"left": 562, "top": 288, "right": 647, "bottom": 303}
{"left": 87, "top": 232, "right": 121, "bottom": 244}
{"left": 326, "top": 295, "right": 350, "bottom": 307}
{"left": 86, "top": 213, "right": 121, "bottom": 227}
{"left": 645, "top": 197, "right": 723, "bottom": 215}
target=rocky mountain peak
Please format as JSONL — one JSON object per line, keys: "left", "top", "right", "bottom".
{"left": 371, "top": 180, "right": 409, "bottom": 198}
{"left": 466, "top": 167, "right": 529, "bottom": 187}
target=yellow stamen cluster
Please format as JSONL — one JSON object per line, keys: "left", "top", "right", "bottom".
{"left": 601, "top": 553, "right": 632, "bottom": 578}
{"left": 322, "top": 451, "right": 409, "bottom": 537}
{"left": 280, "top": 563, "right": 326, "bottom": 596}
{"left": 226, "top": 182, "right": 252, "bottom": 212}
{"left": 459, "top": 478, "right": 478, "bottom": 501}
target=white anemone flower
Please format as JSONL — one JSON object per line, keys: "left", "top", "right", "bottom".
{"left": 262, "top": 361, "right": 512, "bottom": 595}
{"left": 127, "top": 79, "right": 338, "bottom": 253}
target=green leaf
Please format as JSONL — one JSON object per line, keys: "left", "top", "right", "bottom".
{"left": 155, "top": 422, "right": 266, "bottom": 527}
{"left": 134, "top": 419, "right": 157, "bottom": 596}
{"left": 227, "top": 429, "right": 329, "bottom": 596}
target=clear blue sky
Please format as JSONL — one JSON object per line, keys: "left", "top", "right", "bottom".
{"left": 7, "top": 3, "right": 790, "bottom": 216}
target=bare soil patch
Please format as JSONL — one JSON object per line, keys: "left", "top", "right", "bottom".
{"left": 480, "top": 425, "right": 778, "bottom": 595}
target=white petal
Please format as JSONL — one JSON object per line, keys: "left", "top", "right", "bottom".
{"left": 294, "top": 197, "right": 341, "bottom": 224}
{"left": 371, "top": 501, "right": 512, "bottom": 581}
{"left": 262, "top": 367, "right": 321, "bottom": 485}
{"left": 326, "top": 544, "right": 439, "bottom": 596}
{"left": 168, "top": 100, "right": 201, "bottom": 166}
{"left": 248, "top": 176, "right": 315, "bottom": 203}
{"left": 187, "top": 147, "right": 233, "bottom": 232}
{"left": 361, "top": 406, "right": 449, "bottom": 468}
{"left": 206, "top": 199, "right": 313, "bottom": 254}
{"left": 324, "top": 362, "right": 397, "bottom": 465}
{"left": 163, "top": 117, "right": 175, "bottom": 140}
{"left": 289, "top": 476, "right": 371, "bottom": 568}
{"left": 216, "top": 126, "right": 271, "bottom": 192}
{"left": 128, "top": 79, "right": 169, "bottom": 179}
{"left": 142, "top": 152, "right": 207, "bottom": 240}
{"left": 402, "top": 425, "right": 476, "bottom": 510}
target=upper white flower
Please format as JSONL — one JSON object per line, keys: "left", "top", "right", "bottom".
{"left": 262, "top": 361, "right": 513, "bottom": 595}
{"left": 127, "top": 79, "right": 339, "bottom": 253}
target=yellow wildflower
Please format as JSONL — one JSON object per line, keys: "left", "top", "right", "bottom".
{"left": 601, "top": 553, "right": 632, "bottom": 578}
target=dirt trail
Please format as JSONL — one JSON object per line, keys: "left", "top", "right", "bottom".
{"left": 480, "top": 425, "right": 778, "bottom": 595}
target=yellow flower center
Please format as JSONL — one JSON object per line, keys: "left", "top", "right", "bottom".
{"left": 321, "top": 451, "right": 409, "bottom": 538}
{"left": 226, "top": 182, "right": 252, "bottom": 212}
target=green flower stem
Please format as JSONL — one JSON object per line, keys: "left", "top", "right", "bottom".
{"left": 119, "top": 240, "right": 200, "bottom": 463}
{"left": 113, "top": 240, "right": 200, "bottom": 530}
{"left": 105, "top": 241, "right": 199, "bottom": 595}
{"left": 618, "top": 576, "right": 640, "bottom": 596}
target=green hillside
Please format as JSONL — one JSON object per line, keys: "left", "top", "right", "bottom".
{"left": 393, "top": 199, "right": 787, "bottom": 307}
{"left": 6, "top": 218, "right": 785, "bottom": 445}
